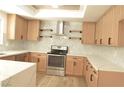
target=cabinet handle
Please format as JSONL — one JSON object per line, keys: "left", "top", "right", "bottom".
{"left": 90, "top": 74, "right": 93, "bottom": 82}
{"left": 86, "top": 65, "right": 88, "bottom": 71}
{"left": 108, "top": 37, "right": 112, "bottom": 45}
{"left": 93, "top": 70, "right": 96, "bottom": 74}
{"left": 90, "top": 66, "right": 93, "bottom": 68}
{"left": 73, "top": 61, "right": 76, "bottom": 66}
{"left": 73, "top": 57, "right": 77, "bottom": 59}
{"left": 37, "top": 58, "right": 40, "bottom": 63}
{"left": 95, "top": 39, "right": 97, "bottom": 44}
{"left": 100, "top": 39, "right": 102, "bottom": 44}
{"left": 21, "top": 35, "right": 23, "bottom": 40}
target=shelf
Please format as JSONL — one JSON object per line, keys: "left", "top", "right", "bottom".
{"left": 69, "top": 37, "right": 82, "bottom": 40}
{"left": 40, "top": 29, "right": 53, "bottom": 32}
{"left": 69, "top": 30, "right": 82, "bottom": 33}
{"left": 40, "top": 35, "right": 52, "bottom": 38}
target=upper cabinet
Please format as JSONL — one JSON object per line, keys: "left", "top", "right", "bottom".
{"left": 7, "top": 14, "right": 28, "bottom": 40}
{"left": 7, "top": 14, "right": 41, "bottom": 41}
{"left": 27, "top": 20, "right": 40, "bottom": 41}
{"left": 82, "top": 22, "right": 96, "bottom": 44}
{"left": 95, "top": 5, "right": 124, "bottom": 46}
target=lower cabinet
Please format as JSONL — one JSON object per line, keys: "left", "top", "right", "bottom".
{"left": 83, "top": 57, "right": 124, "bottom": 87}
{"left": 0, "top": 56, "right": 15, "bottom": 61}
{"left": 15, "top": 53, "right": 29, "bottom": 62}
{"left": 29, "top": 52, "right": 47, "bottom": 72}
{"left": 66, "top": 55, "right": 84, "bottom": 76}
{"left": 87, "top": 66, "right": 98, "bottom": 87}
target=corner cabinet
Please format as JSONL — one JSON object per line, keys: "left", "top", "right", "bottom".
{"left": 82, "top": 22, "right": 96, "bottom": 44}
{"left": 66, "top": 55, "right": 84, "bottom": 76}
{"left": 7, "top": 14, "right": 28, "bottom": 40}
{"left": 27, "top": 20, "right": 40, "bottom": 41}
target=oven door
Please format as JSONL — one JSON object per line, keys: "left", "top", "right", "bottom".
{"left": 47, "top": 54, "right": 65, "bottom": 68}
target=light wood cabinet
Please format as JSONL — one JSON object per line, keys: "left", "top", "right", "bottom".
{"left": 7, "top": 14, "right": 28, "bottom": 40}
{"left": 66, "top": 56, "right": 84, "bottom": 76}
{"left": 29, "top": 52, "right": 47, "bottom": 72}
{"left": 83, "top": 57, "right": 124, "bottom": 87}
{"left": 87, "top": 65, "right": 98, "bottom": 87}
{"left": 0, "top": 56, "right": 15, "bottom": 61}
{"left": 15, "top": 53, "right": 29, "bottom": 62}
{"left": 83, "top": 22, "right": 96, "bottom": 44}
{"left": 27, "top": 20, "right": 40, "bottom": 40}
{"left": 95, "top": 5, "right": 124, "bottom": 46}
{"left": 98, "top": 71, "right": 124, "bottom": 87}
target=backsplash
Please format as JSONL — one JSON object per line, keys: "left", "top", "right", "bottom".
{"left": 25, "top": 21, "right": 83, "bottom": 53}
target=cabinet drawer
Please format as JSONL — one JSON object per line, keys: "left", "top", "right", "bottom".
{"left": 30, "top": 52, "right": 46, "bottom": 57}
{"left": 67, "top": 55, "right": 83, "bottom": 61}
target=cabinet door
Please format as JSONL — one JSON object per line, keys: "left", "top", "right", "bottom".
{"left": 83, "top": 58, "right": 88, "bottom": 77}
{"left": 15, "top": 15, "right": 24, "bottom": 40}
{"left": 21, "top": 19, "right": 28, "bottom": 40}
{"left": 7, "top": 14, "right": 28, "bottom": 40}
{"left": 96, "top": 18, "right": 103, "bottom": 45}
{"left": 37, "top": 54, "right": 47, "bottom": 72}
{"left": 85, "top": 63, "right": 91, "bottom": 85}
{"left": 73, "top": 58, "right": 84, "bottom": 76}
{"left": 27, "top": 20, "right": 40, "bottom": 40}
{"left": 83, "top": 22, "right": 95, "bottom": 44}
{"left": 88, "top": 68, "right": 98, "bottom": 87}
{"left": 95, "top": 22, "right": 100, "bottom": 44}
{"left": 66, "top": 56, "right": 73, "bottom": 75}
{"left": 7, "top": 14, "right": 16, "bottom": 40}
{"left": 29, "top": 54, "right": 38, "bottom": 71}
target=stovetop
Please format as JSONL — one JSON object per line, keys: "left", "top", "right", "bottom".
{"left": 47, "top": 51, "right": 67, "bottom": 55}
{"left": 48, "top": 45, "right": 68, "bottom": 55}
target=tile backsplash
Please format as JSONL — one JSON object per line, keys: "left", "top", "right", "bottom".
{"left": 25, "top": 21, "right": 83, "bottom": 53}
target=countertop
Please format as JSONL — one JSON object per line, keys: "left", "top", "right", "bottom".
{"left": 0, "top": 50, "right": 124, "bottom": 72}
{"left": 0, "top": 50, "right": 29, "bottom": 57}
{"left": 68, "top": 53, "right": 124, "bottom": 72}
{"left": 0, "top": 60, "right": 36, "bottom": 82}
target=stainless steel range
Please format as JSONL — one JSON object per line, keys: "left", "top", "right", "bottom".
{"left": 47, "top": 45, "right": 68, "bottom": 76}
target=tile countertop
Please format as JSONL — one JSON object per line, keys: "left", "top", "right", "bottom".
{"left": 0, "top": 60, "right": 36, "bottom": 82}
{"left": 0, "top": 50, "right": 124, "bottom": 72}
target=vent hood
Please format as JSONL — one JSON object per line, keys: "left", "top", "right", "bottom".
{"left": 54, "top": 21, "right": 65, "bottom": 36}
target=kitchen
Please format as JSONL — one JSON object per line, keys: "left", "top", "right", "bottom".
{"left": 0, "top": 4, "right": 124, "bottom": 88}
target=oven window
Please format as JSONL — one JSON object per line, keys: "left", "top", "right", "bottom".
{"left": 48, "top": 55, "right": 65, "bottom": 67}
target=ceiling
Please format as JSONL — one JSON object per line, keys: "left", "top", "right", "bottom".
{"left": 83, "top": 5, "right": 111, "bottom": 22}
{"left": 0, "top": 5, "right": 112, "bottom": 22}
{"left": 32, "top": 5, "right": 80, "bottom": 10}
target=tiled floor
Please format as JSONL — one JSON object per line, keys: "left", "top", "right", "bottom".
{"left": 37, "top": 72, "right": 87, "bottom": 87}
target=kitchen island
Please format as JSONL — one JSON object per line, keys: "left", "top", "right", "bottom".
{"left": 0, "top": 60, "right": 36, "bottom": 87}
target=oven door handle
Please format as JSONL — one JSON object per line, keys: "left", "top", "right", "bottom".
{"left": 48, "top": 54, "right": 66, "bottom": 57}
